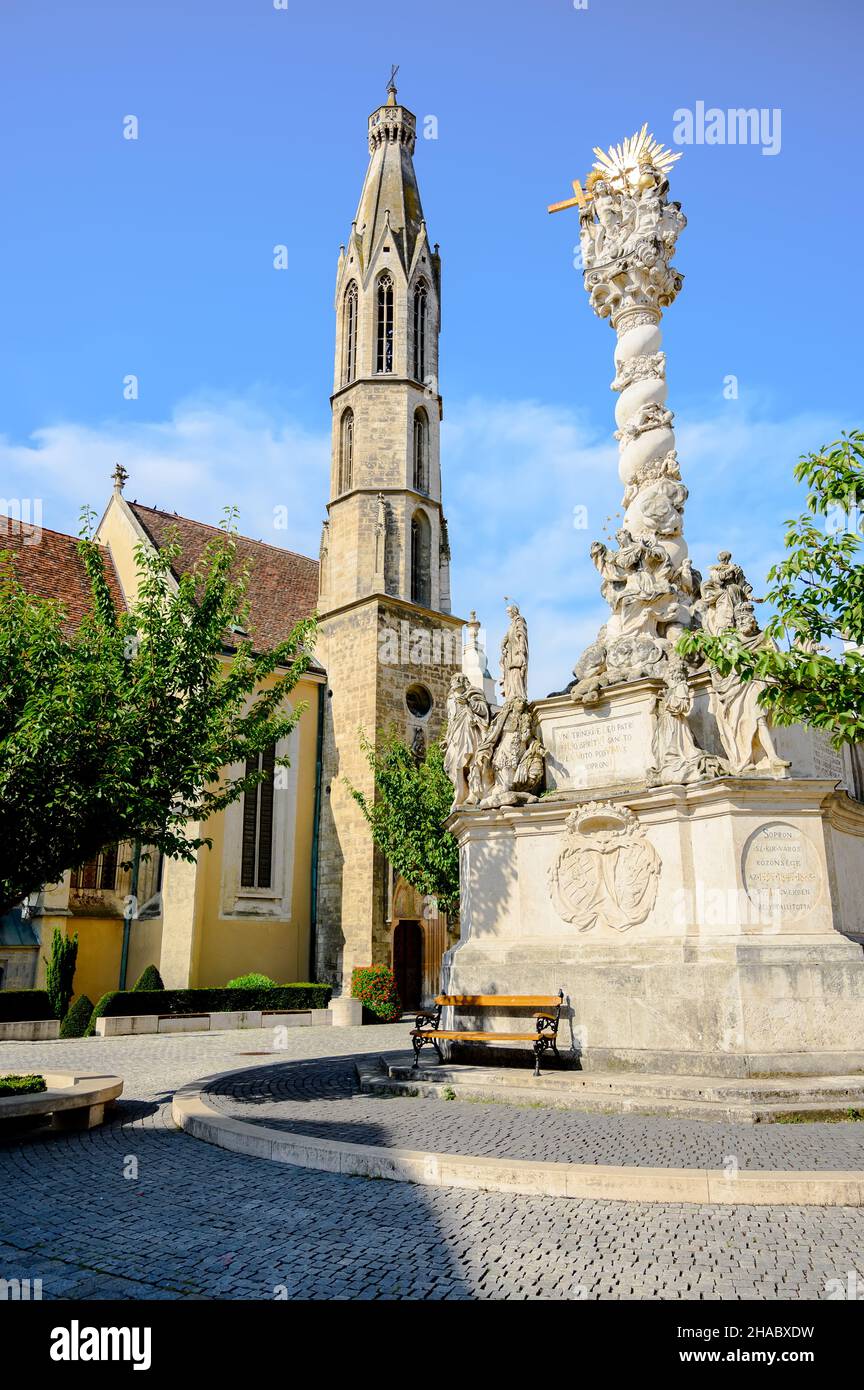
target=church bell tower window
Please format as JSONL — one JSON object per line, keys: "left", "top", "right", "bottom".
{"left": 376, "top": 273, "right": 394, "bottom": 373}
{"left": 343, "top": 282, "right": 358, "bottom": 385}
{"left": 413, "top": 279, "right": 427, "bottom": 383}
{"left": 339, "top": 408, "right": 354, "bottom": 493}
{"left": 410, "top": 510, "right": 432, "bottom": 607}
{"left": 413, "top": 408, "right": 428, "bottom": 493}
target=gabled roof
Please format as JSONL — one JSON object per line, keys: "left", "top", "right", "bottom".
{"left": 0, "top": 517, "right": 126, "bottom": 631}
{"left": 128, "top": 502, "right": 320, "bottom": 653}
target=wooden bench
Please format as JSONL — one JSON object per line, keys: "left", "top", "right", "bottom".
{"left": 411, "top": 991, "right": 564, "bottom": 1077}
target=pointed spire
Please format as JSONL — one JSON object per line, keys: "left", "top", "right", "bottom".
{"left": 352, "top": 80, "right": 423, "bottom": 274}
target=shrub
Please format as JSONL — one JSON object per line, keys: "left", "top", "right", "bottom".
{"left": 351, "top": 965, "right": 402, "bottom": 1023}
{"left": 225, "top": 973, "right": 276, "bottom": 989}
{"left": 0, "top": 1074, "right": 46, "bottom": 1096}
{"left": 132, "top": 964, "right": 164, "bottom": 992}
{"left": 44, "top": 926, "right": 78, "bottom": 1020}
{"left": 60, "top": 994, "right": 95, "bottom": 1039}
{"left": 0, "top": 990, "right": 55, "bottom": 1023}
{"left": 85, "top": 984, "right": 332, "bottom": 1034}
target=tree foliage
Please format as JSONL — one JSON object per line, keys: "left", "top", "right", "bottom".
{"left": 679, "top": 431, "right": 864, "bottom": 749}
{"left": 0, "top": 509, "right": 316, "bottom": 913}
{"left": 349, "top": 733, "right": 459, "bottom": 917}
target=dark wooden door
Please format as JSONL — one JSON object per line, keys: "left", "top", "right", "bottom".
{"left": 393, "top": 920, "right": 423, "bottom": 1011}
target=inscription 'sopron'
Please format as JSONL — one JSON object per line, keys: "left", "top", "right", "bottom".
{"left": 742, "top": 821, "right": 822, "bottom": 919}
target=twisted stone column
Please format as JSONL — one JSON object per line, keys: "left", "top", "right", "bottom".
{"left": 566, "top": 132, "right": 698, "bottom": 694}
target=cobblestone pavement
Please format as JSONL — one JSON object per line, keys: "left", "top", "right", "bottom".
{"left": 207, "top": 1053, "right": 864, "bottom": 1171}
{"left": 1, "top": 1025, "right": 863, "bottom": 1301}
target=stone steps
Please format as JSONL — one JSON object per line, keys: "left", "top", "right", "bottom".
{"left": 364, "top": 1055, "right": 864, "bottom": 1124}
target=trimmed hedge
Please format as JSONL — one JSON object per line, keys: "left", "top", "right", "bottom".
{"left": 0, "top": 990, "right": 56, "bottom": 1023}
{"left": 86, "top": 984, "right": 332, "bottom": 1034}
{"left": 60, "top": 995, "right": 95, "bottom": 1039}
{"left": 226, "top": 973, "right": 276, "bottom": 989}
{"left": 351, "top": 965, "right": 402, "bottom": 1023}
{"left": 0, "top": 1074, "right": 46, "bottom": 1096}
{"left": 132, "top": 965, "right": 164, "bottom": 992}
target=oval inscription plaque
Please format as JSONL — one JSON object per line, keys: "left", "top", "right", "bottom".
{"left": 742, "top": 821, "right": 822, "bottom": 920}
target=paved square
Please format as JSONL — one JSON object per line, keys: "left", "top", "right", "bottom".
{"left": 2, "top": 1025, "right": 863, "bottom": 1300}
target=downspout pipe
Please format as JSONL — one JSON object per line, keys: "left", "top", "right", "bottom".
{"left": 119, "top": 839, "right": 141, "bottom": 990}
{"left": 309, "top": 681, "right": 326, "bottom": 982}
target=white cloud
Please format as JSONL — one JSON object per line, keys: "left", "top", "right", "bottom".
{"left": 0, "top": 395, "right": 330, "bottom": 559}
{"left": 0, "top": 392, "right": 844, "bottom": 699}
{"left": 445, "top": 396, "right": 844, "bottom": 697}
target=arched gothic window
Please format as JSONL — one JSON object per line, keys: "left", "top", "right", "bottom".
{"left": 413, "top": 408, "right": 428, "bottom": 493}
{"left": 376, "top": 273, "right": 394, "bottom": 373}
{"left": 343, "top": 281, "right": 358, "bottom": 385}
{"left": 410, "top": 510, "right": 432, "bottom": 608}
{"left": 413, "top": 279, "right": 428, "bottom": 383}
{"left": 339, "top": 408, "right": 354, "bottom": 493}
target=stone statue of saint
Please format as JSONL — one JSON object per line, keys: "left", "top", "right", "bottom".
{"left": 500, "top": 603, "right": 529, "bottom": 702}
{"left": 696, "top": 550, "right": 754, "bottom": 636}
{"left": 373, "top": 493, "right": 387, "bottom": 586}
{"left": 708, "top": 605, "right": 790, "bottom": 778}
{"left": 441, "top": 674, "right": 491, "bottom": 809}
{"left": 473, "top": 696, "right": 544, "bottom": 807}
{"left": 647, "top": 656, "right": 727, "bottom": 786}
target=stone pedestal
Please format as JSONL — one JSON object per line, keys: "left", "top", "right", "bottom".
{"left": 329, "top": 995, "right": 363, "bottom": 1027}
{"left": 445, "top": 737, "right": 864, "bottom": 1076}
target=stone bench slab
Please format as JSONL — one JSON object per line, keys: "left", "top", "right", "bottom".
{"left": 95, "top": 1006, "right": 338, "bottom": 1037}
{"left": 0, "top": 1020, "right": 60, "bottom": 1042}
{"left": 0, "top": 1072, "right": 123, "bottom": 1130}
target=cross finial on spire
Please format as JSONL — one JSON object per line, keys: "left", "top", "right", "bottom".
{"left": 386, "top": 64, "right": 399, "bottom": 104}
{"left": 112, "top": 462, "right": 129, "bottom": 494}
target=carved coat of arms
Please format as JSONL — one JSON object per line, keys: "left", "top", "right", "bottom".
{"left": 548, "top": 802, "right": 660, "bottom": 932}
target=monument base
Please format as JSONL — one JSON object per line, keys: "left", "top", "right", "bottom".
{"left": 445, "top": 770, "right": 864, "bottom": 1079}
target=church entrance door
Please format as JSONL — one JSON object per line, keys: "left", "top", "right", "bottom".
{"left": 393, "top": 920, "right": 423, "bottom": 1011}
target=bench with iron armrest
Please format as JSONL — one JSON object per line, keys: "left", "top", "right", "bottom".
{"left": 411, "top": 991, "right": 565, "bottom": 1077}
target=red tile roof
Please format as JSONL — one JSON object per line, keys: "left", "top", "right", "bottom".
{"left": 128, "top": 502, "right": 320, "bottom": 652}
{"left": 0, "top": 516, "right": 126, "bottom": 631}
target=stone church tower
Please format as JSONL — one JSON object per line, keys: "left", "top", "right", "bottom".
{"left": 315, "top": 82, "right": 463, "bottom": 995}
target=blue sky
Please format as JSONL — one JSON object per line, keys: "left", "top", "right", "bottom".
{"left": 1, "top": 0, "right": 862, "bottom": 695}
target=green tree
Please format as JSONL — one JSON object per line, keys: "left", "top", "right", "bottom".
{"left": 0, "top": 509, "right": 316, "bottom": 914}
{"left": 44, "top": 926, "right": 78, "bottom": 1020}
{"left": 679, "top": 431, "right": 864, "bottom": 749}
{"left": 349, "top": 733, "right": 459, "bottom": 917}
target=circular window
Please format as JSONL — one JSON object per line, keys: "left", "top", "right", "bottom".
{"left": 405, "top": 683, "right": 433, "bottom": 720}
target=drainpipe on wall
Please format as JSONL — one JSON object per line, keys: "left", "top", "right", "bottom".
{"left": 118, "top": 839, "right": 141, "bottom": 991}
{"left": 309, "top": 682, "right": 326, "bottom": 983}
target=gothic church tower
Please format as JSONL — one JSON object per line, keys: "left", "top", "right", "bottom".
{"left": 316, "top": 81, "right": 463, "bottom": 994}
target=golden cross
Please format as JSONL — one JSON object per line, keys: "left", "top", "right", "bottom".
{"left": 547, "top": 179, "right": 589, "bottom": 215}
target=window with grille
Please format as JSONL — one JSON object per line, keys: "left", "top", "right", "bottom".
{"left": 376, "top": 273, "right": 394, "bottom": 373}
{"left": 413, "top": 279, "right": 427, "bottom": 383}
{"left": 241, "top": 745, "right": 276, "bottom": 889}
{"left": 71, "top": 845, "right": 118, "bottom": 893}
{"left": 343, "top": 282, "right": 357, "bottom": 384}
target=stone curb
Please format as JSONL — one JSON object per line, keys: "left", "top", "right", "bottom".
{"left": 171, "top": 1070, "right": 864, "bottom": 1207}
